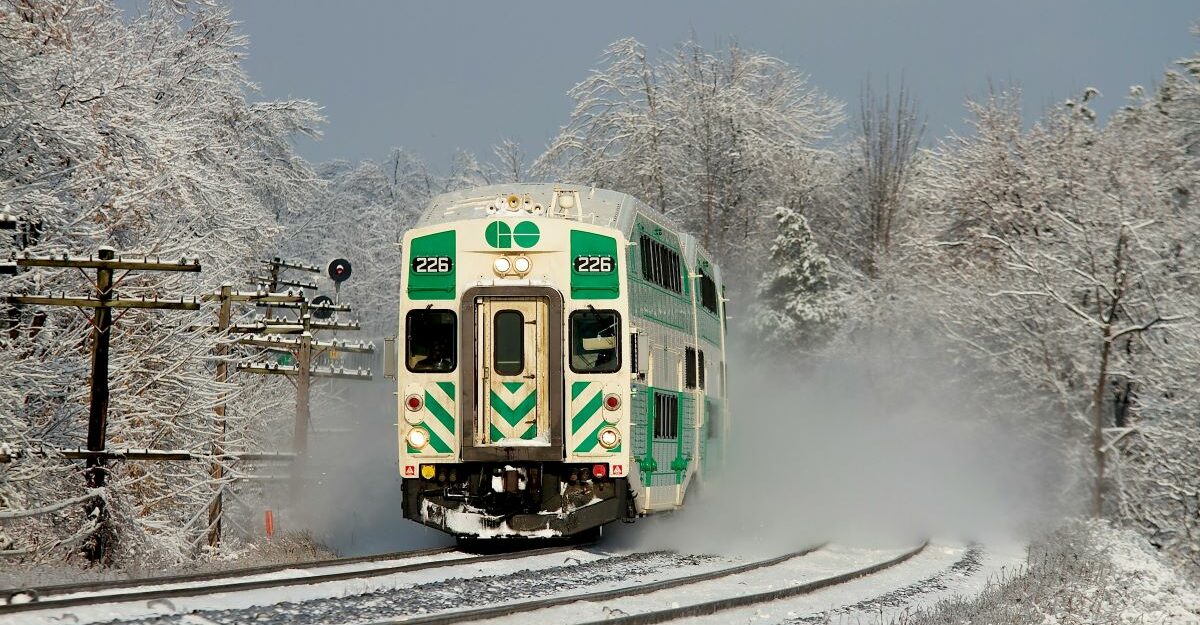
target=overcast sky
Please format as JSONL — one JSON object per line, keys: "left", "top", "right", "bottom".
{"left": 206, "top": 2, "right": 1197, "bottom": 170}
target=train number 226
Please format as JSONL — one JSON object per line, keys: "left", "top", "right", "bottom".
{"left": 574, "top": 255, "right": 614, "bottom": 273}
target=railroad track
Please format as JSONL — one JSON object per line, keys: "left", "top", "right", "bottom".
{"left": 0, "top": 543, "right": 577, "bottom": 617}
{"left": 363, "top": 541, "right": 927, "bottom": 625}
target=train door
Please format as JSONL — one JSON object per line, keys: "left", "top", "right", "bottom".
{"left": 476, "top": 297, "right": 551, "bottom": 446}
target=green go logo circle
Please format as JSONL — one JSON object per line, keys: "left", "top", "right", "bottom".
{"left": 485, "top": 221, "right": 540, "bottom": 249}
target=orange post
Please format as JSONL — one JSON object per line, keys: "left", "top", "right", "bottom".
{"left": 264, "top": 509, "right": 275, "bottom": 539}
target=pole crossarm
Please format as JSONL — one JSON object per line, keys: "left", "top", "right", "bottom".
{"left": 200, "top": 290, "right": 305, "bottom": 304}
{"left": 20, "top": 448, "right": 298, "bottom": 462}
{"left": 250, "top": 276, "right": 318, "bottom": 290}
{"left": 263, "top": 258, "right": 320, "bottom": 273}
{"left": 7, "top": 295, "right": 201, "bottom": 310}
{"left": 310, "top": 319, "right": 362, "bottom": 332}
{"left": 238, "top": 335, "right": 375, "bottom": 353}
{"left": 260, "top": 300, "right": 352, "bottom": 312}
{"left": 225, "top": 322, "right": 306, "bottom": 334}
{"left": 12, "top": 253, "right": 201, "bottom": 272}
{"left": 236, "top": 362, "right": 373, "bottom": 380}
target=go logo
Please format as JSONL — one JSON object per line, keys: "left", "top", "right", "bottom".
{"left": 485, "top": 220, "right": 540, "bottom": 249}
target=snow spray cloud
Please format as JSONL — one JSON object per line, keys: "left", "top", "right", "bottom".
{"left": 292, "top": 375, "right": 451, "bottom": 555}
{"left": 612, "top": 329, "right": 1070, "bottom": 557}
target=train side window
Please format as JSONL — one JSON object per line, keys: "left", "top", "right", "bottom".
{"left": 406, "top": 309, "right": 457, "bottom": 373}
{"left": 493, "top": 310, "right": 524, "bottom": 375}
{"left": 654, "top": 392, "right": 678, "bottom": 439}
{"left": 698, "top": 350, "right": 706, "bottom": 389}
{"left": 639, "top": 234, "right": 683, "bottom": 294}
{"left": 684, "top": 347, "right": 697, "bottom": 389}
{"left": 699, "top": 270, "right": 718, "bottom": 314}
{"left": 569, "top": 310, "right": 621, "bottom": 373}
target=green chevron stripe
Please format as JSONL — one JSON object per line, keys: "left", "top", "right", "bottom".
{"left": 521, "top": 423, "right": 537, "bottom": 440}
{"left": 502, "top": 381, "right": 524, "bottom": 393}
{"left": 572, "top": 392, "right": 603, "bottom": 434}
{"left": 437, "top": 381, "right": 455, "bottom": 396}
{"left": 571, "top": 381, "right": 590, "bottom": 400}
{"left": 425, "top": 391, "right": 455, "bottom": 434}
{"left": 490, "top": 390, "right": 537, "bottom": 427}
{"left": 489, "top": 424, "right": 505, "bottom": 442}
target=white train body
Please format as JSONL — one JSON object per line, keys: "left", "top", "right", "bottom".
{"left": 396, "top": 184, "right": 729, "bottom": 538}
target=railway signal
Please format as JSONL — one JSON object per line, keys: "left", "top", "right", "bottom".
{"left": 3, "top": 247, "right": 202, "bottom": 564}
{"left": 327, "top": 258, "right": 352, "bottom": 284}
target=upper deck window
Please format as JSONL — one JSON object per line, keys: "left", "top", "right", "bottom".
{"left": 699, "top": 269, "right": 718, "bottom": 314}
{"left": 639, "top": 234, "right": 683, "bottom": 294}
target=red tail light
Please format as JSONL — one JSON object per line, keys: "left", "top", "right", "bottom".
{"left": 603, "top": 394, "right": 621, "bottom": 411}
{"left": 592, "top": 463, "right": 607, "bottom": 479}
{"left": 405, "top": 394, "right": 423, "bottom": 411}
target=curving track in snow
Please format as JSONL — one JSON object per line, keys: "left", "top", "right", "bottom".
{"left": 0, "top": 540, "right": 1025, "bottom": 625}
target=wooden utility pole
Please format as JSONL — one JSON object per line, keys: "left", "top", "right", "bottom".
{"left": 207, "top": 284, "right": 233, "bottom": 548}
{"left": 6, "top": 247, "right": 201, "bottom": 564}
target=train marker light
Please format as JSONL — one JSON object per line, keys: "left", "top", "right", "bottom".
{"left": 420, "top": 465, "right": 436, "bottom": 479}
{"left": 592, "top": 464, "right": 607, "bottom": 479}
{"left": 406, "top": 427, "right": 429, "bottom": 450}
{"left": 513, "top": 256, "right": 531, "bottom": 274}
{"left": 493, "top": 257, "right": 512, "bottom": 275}
{"left": 603, "top": 394, "right": 621, "bottom": 411}
{"left": 405, "top": 394, "right": 423, "bottom": 411}
{"left": 598, "top": 427, "right": 620, "bottom": 449}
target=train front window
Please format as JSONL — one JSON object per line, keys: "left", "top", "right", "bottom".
{"left": 406, "top": 309, "right": 457, "bottom": 373}
{"left": 570, "top": 310, "right": 621, "bottom": 373}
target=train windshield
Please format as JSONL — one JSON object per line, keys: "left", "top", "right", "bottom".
{"left": 569, "top": 310, "right": 620, "bottom": 373}
{"left": 406, "top": 309, "right": 457, "bottom": 372}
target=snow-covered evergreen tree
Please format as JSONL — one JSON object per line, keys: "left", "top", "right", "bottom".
{"left": 750, "top": 207, "right": 843, "bottom": 355}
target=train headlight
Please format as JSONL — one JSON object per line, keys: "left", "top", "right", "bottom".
{"left": 513, "top": 256, "right": 531, "bottom": 274}
{"left": 406, "top": 427, "right": 430, "bottom": 450}
{"left": 597, "top": 427, "right": 620, "bottom": 450}
{"left": 493, "top": 257, "right": 512, "bottom": 275}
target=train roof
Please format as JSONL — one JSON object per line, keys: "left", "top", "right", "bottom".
{"left": 417, "top": 183, "right": 721, "bottom": 277}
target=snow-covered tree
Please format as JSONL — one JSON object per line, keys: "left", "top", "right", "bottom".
{"left": 911, "top": 83, "right": 1200, "bottom": 537}
{"left": 1, "top": 0, "right": 321, "bottom": 564}
{"left": 536, "top": 38, "right": 843, "bottom": 289}
{"left": 283, "top": 148, "right": 434, "bottom": 336}
{"left": 750, "top": 207, "right": 842, "bottom": 355}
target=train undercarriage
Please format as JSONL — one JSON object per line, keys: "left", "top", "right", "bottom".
{"left": 401, "top": 462, "right": 634, "bottom": 539}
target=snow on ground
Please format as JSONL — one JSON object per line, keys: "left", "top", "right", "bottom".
{"left": 1094, "top": 523, "right": 1200, "bottom": 624}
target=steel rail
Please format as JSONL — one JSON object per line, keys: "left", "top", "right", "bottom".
{"left": 0, "top": 544, "right": 580, "bottom": 616}
{"left": 577, "top": 541, "right": 929, "bottom": 625}
{"left": 364, "top": 543, "right": 828, "bottom": 625}
{"left": 1, "top": 546, "right": 455, "bottom": 602}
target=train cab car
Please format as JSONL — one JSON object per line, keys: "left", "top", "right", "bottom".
{"left": 395, "top": 184, "right": 729, "bottom": 539}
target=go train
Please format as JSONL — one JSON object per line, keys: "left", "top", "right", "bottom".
{"left": 393, "top": 183, "right": 729, "bottom": 539}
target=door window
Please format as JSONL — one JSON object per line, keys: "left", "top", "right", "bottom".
{"left": 493, "top": 310, "right": 524, "bottom": 375}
